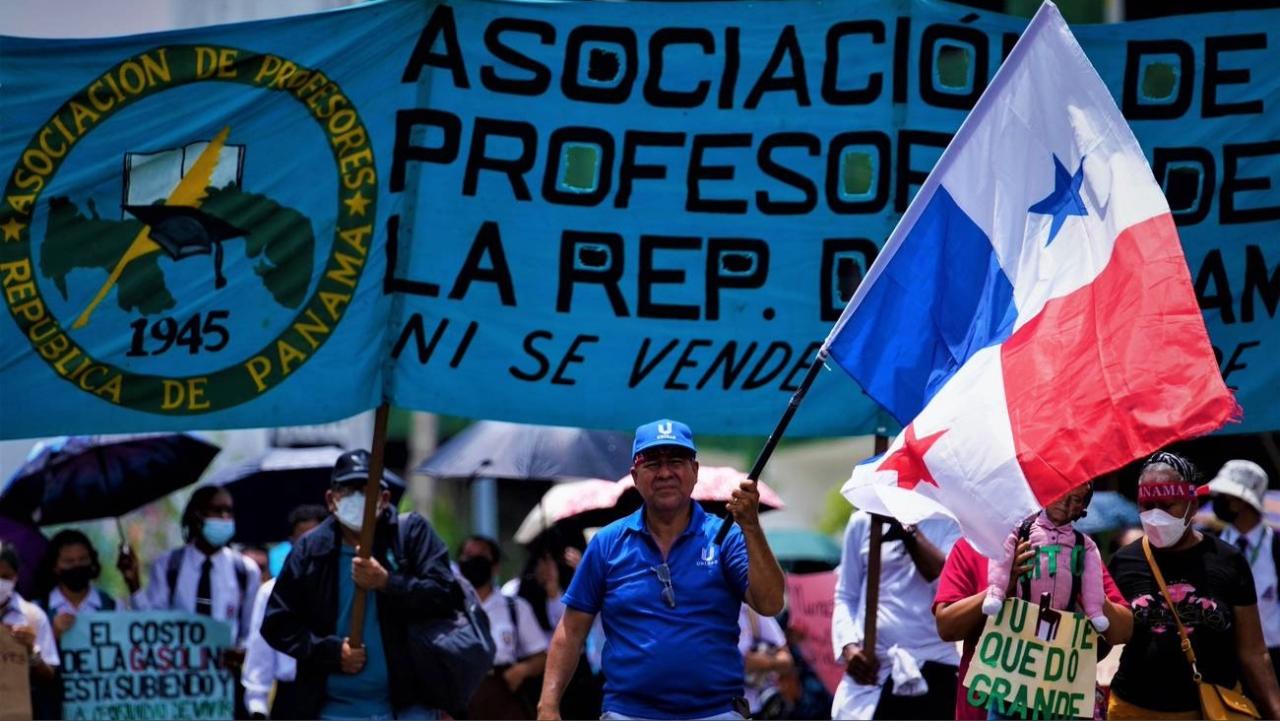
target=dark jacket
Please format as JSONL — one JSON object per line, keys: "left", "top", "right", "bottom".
{"left": 261, "top": 510, "right": 461, "bottom": 717}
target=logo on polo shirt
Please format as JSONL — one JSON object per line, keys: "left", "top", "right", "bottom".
{"left": 698, "top": 543, "right": 717, "bottom": 567}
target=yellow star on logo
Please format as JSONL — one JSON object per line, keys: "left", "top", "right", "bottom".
{"left": 344, "top": 191, "right": 371, "bottom": 217}
{"left": 1, "top": 217, "right": 25, "bottom": 242}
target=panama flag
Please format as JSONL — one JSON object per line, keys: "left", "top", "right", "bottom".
{"left": 825, "top": 2, "right": 1238, "bottom": 558}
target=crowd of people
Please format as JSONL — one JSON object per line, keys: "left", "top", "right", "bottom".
{"left": 1, "top": 421, "right": 1278, "bottom": 721}
{"left": 835, "top": 451, "right": 1280, "bottom": 721}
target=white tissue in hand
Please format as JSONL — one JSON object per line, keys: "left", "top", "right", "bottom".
{"left": 887, "top": 645, "right": 928, "bottom": 697}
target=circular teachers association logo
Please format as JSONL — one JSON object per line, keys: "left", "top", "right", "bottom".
{"left": 0, "top": 46, "right": 378, "bottom": 415}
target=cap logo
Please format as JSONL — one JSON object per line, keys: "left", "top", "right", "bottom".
{"left": 657, "top": 420, "right": 675, "bottom": 439}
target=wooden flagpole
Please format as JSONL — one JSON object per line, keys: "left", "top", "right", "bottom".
{"left": 863, "top": 433, "right": 890, "bottom": 658}
{"left": 348, "top": 403, "right": 390, "bottom": 648}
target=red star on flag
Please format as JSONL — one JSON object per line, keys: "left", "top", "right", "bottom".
{"left": 878, "top": 423, "right": 948, "bottom": 491}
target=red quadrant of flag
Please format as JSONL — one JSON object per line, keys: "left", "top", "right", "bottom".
{"left": 1001, "top": 212, "right": 1239, "bottom": 507}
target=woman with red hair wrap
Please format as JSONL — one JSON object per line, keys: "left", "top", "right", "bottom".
{"left": 1108, "top": 452, "right": 1280, "bottom": 719}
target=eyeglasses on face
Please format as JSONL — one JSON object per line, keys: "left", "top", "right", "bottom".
{"left": 650, "top": 563, "right": 676, "bottom": 609}
{"left": 639, "top": 457, "right": 692, "bottom": 474}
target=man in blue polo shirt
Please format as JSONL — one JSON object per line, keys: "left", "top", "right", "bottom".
{"left": 537, "top": 419, "right": 786, "bottom": 721}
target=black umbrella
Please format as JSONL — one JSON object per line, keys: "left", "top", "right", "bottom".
{"left": 416, "top": 421, "right": 634, "bottom": 482}
{"left": 0, "top": 433, "right": 220, "bottom": 525}
{"left": 208, "top": 446, "right": 406, "bottom": 545}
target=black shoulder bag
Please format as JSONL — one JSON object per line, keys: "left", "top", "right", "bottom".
{"left": 396, "top": 514, "right": 496, "bottom": 715}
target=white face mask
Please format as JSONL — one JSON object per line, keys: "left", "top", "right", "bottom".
{"left": 1141, "top": 507, "right": 1191, "bottom": 548}
{"left": 335, "top": 493, "right": 366, "bottom": 532}
{"left": 0, "top": 578, "right": 14, "bottom": 605}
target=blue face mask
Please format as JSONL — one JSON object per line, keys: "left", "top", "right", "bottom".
{"left": 201, "top": 518, "right": 236, "bottom": 548}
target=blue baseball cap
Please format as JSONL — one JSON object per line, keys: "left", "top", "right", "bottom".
{"left": 633, "top": 419, "right": 697, "bottom": 457}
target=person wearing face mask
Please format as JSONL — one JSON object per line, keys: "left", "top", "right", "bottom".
{"left": 1107, "top": 451, "right": 1280, "bottom": 719}
{"left": 0, "top": 541, "right": 61, "bottom": 719}
{"left": 459, "top": 535, "right": 548, "bottom": 720}
{"left": 261, "top": 450, "right": 461, "bottom": 720}
{"left": 126, "top": 485, "right": 261, "bottom": 718}
{"left": 37, "top": 530, "right": 119, "bottom": 643}
{"left": 1208, "top": 460, "right": 1280, "bottom": 688}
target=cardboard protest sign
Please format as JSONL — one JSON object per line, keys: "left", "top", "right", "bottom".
{"left": 784, "top": 571, "right": 842, "bottom": 695}
{"left": 963, "top": 598, "right": 1098, "bottom": 720}
{"left": 0, "top": 630, "right": 33, "bottom": 721}
{"left": 59, "top": 611, "right": 234, "bottom": 721}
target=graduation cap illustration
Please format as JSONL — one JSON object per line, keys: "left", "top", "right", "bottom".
{"left": 123, "top": 204, "right": 245, "bottom": 289}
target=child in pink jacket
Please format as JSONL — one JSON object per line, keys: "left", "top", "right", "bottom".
{"left": 982, "top": 484, "right": 1109, "bottom": 633}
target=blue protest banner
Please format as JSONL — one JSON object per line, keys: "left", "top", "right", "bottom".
{"left": 59, "top": 611, "right": 234, "bottom": 721}
{"left": 2, "top": 0, "right": 1276, "bottom": 438}
{"left": 0, "top": 1, "right": 422, "bottom": 437}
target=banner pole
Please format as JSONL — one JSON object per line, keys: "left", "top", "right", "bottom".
{"left": 863, "top": 434, "right": 890, "bottom": 661}
{"left": 348, "top": 402, "right": 390, "bottom": 648}
{"left": 714, "top": 351, "right": 826, "bottom": 544}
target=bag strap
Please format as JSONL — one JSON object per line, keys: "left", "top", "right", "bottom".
{"left": 382, "top": 511, "right": 413, "bottom": 573}
{"left": 234, "top": 554, "right": 248, "bottom": 596}
{"left": 506, "top": 595, "right": 523, "bottom": 659}
{"left": 230, "top": 550, "right": 252, "bottom": 643}
{"left": 1067, "top": 530, "right": 1084, "bottom": 614}
{"left": 1141, "top": 536, "right": 1202, "bottom": 682}
{"left": 396, "top": 512, "right": 410, "bottom": 560}
{"left": 165, "top": 549, "right": 183, "bottom": 607}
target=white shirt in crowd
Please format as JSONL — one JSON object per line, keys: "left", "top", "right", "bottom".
{"left": 1, "top": 592, "right": 60, "bottom": 668}
{"left": 131, "top": 544, "right": 261, "bottom": 644}
{"left": 481, "top": 588, "right": 549, "bottom": 666}
{"left": 500, "top": 577, "right": 605, "bottom": 672}
{"left": 738, "top": 603, "right": 788, "bottom": 714}
{"left": 243, "top": 577, "right": 295, "bottom": 717}
{"left": 1221, "top": 522, "right": 1280, "bottom": 648}
{"left": 501, "top": 577, "right": 565, "bottom": 640}
{"left": 46, "top": 585, "right": 116, "bottom": 616}
{"left": 831, "top": 511, "right": 961, "bottom": 719}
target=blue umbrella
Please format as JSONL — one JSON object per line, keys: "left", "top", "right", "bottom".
{"left": 208, "top": 446, "right": 406, "bottom": 544}
{"left": 1074, "top": 491, "right": 1140, "bottom": 534}
{"left": 765, "top": 528, "right": 842, "bottom": 573}
{"left": 0, "top": 433, "right": 220, "bottom": 525}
